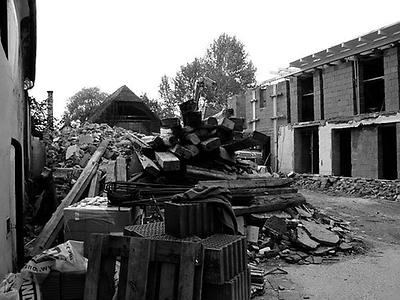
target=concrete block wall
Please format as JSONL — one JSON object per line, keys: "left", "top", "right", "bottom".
{"left": 322, "top": 62, "right": 354, "bottom": 120}
{"left": 351, "top": 126, "right": 379, "bottom": 178}
{"left": 313, "top": 70, "right": 322, "bottom": 120}
{"left": 384, "top": 47, "right": 400, "bottom": 112}
{"left": 255, "top": 86, "right": 273, "bottom": 136}
{"left": 244, "top": 89, "right": 254, "bottom": 129}
{"left": 289, "top": 77, "right": 299, "bottom": 123}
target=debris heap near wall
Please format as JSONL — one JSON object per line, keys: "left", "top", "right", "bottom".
{"left": 292, "top": 174, "right": 400, "bottom": 201}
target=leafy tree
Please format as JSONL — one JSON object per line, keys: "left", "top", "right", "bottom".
{"left": 30, "top": 97, "right": 49, "bottom": 137}
{"left": 158, "top": 33, "right": 256, "bottom": 112}
{"left": 139, "top": 93, "right": 163, "bottom": 117}
{"left": 62, "top": 87, "right": 108, "bottom": 124}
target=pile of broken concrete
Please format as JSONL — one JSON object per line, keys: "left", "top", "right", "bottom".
{"left": 293, "top": 173, "right": 400, "bottom": 201}
{"left": 46, "top": 122, "right": 144, "bottom": 169}
{"left": 247, "top": 203, "right": 355, "bottom": 266}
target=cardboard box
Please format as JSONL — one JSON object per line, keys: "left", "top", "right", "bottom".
{"left": 64, "top": 204, "right": 137, "bottom": 243}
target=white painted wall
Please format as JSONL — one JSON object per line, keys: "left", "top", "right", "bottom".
{"left": 0, "top": 0, "right": 26, "bottom": 276}
{"left": 319, "top": 124, "right": 333, "bottom": 175}
{"left": 277, "top": 125, "right": 294, "bottom": 173}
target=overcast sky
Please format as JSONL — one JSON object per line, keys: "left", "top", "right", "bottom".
{"left": 30, "top": 0, "right": 400, "bottom": 117}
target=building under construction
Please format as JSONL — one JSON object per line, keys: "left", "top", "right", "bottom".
{"left": 229, "top": 22, "right": 400, "bottom": 179}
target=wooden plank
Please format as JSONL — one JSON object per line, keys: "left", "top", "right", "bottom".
{"left": 125, "top": 133, "right": 149, "bottom": 149}
{"left": 233, "top": 193, "right": 307, "bottom": 216}
{"left": 158, "top": 263, "right": 176, "bottom": 300}
{"left": 169, "top": 144, "right": 192, "bottom": 160}
{"left": 117, "top": 256, "right": 129, "bottom": 300}
{"left": 185, "top": 133, "right": 201, "bottom": 145}
{"left": 198, "top": 178, "right": 293, "bottom": 189}
{"left": 187, "top": 165, "right": 237, "bottom": 180}
{"left": 104, "top": 161, "right": 115, "bottom": 184}
{"left": 155, "top": 152, "right": 180, "bottom": 171}
{"left": 115, "top": 157, "right": 127, "bottom": 181}
{"left": 177, "top": 243, "right": 196, "bottom": 300}
{"left": 30, "top": 140, "right": 110, "bottom": 256}
{"left": 98, "top": 249, "right": 116, "bottom": 300}
{"left": 125, "top": 238, "right": 151, "bottom": 300}
{"left": 137, "top": 152, "right": 160, "bottom": 176}
{"left": 200, "top": 137, "right": 221, "bottom": 152}
{"left": 88, "top": 170, "right": 101, "bottom": 197}
{"left": 84, "top": 234, "right": 107, "bottom": 300}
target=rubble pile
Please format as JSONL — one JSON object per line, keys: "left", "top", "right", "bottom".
{"left": 46, "top": 122, "right": 145, "bottom": 169}
{"left": 293, "top": 173, "right": 400, "bottom": 201}
{"left": 246, "top": 203, "right": 357, "bottom": 296}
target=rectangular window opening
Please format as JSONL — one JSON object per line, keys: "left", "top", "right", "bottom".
{"left": 298, "top": 75, "right": 314, "bottom": 122}
{"left": 360, "top": 56, "right": 385, "bottom": 113}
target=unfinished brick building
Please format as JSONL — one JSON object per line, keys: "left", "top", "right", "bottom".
{"left": 229, "top": 22, "right": 400, "bottom": 179}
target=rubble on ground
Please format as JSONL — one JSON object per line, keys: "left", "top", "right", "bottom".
{"left": 293, "top": 173, "right": 400, "bottom": 201}
{"left": 246, "top": 203, "right": 359, "bottom": 297}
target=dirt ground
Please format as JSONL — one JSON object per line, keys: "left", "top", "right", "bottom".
{"left": 256, "top": 189, "right": 400, "bottom": 300}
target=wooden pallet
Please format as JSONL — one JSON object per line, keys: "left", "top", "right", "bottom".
{"left": 84, "top": 234, "right": 204, "bottom": 300}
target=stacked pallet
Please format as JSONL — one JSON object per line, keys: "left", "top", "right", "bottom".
{"left": 123, "top": 203, "right": 250, "bottom": 300}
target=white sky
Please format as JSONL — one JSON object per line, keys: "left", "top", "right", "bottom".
{"left": 30, "top": 0, "right": 400, "bottom": 118}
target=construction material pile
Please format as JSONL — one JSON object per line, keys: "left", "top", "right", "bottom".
{"left": 245, "top": 203, "right": 357, "bottom": 297}
{"left": 293, "top": 173, "right": 400, "bottom": 201}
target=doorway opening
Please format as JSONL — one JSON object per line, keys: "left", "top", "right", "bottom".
{"left": 332, "top": 129, "right": 352, "bottom": 176}
{"left": 378, "top": 125, "right": 397, "bottom": 179}
{"left": 294, "top": 126, "right": 319, "bottom": 174}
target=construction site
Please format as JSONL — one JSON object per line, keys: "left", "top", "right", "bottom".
{"left": 1, "top": 1, "right": 400, "bottom": 299}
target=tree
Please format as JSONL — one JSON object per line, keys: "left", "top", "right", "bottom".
{"left": 30, "top": 97, "right": 48, "bottom": 137}
{"left": 158, "top": 33, "right": 256, "bottom": 113}
{"left": 139, "top": 93, "right": 163, "bottom": 117}
{"left": 62, "top": 87, "right": 108, "bottom": 125}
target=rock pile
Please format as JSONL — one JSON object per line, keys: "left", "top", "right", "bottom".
{"left": 293, "top": 174, "right": 400, "bottom": 201}
{"left": 46, "top": 122, "right": 145, "bottom": 170}
{"left": 246, "top": 203, "right": 357, "bottom": 296}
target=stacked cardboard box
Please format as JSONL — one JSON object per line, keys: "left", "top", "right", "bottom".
{"left": 63, "top": 197, "right": 138, "bottom": 244}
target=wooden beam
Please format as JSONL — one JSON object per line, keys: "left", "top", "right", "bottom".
{"left": 29, "top": 139, "right": 110, "bottom": 256}
{"left": 187, "top": 165, "right": 237, "bottom": 180}
{"left": 115, "top": 157, "right": 127, "bottom": 181}
{"left": 88, "top": 170, "right": 102, "bottom": 197}
{"left": 198, "top": 178, "right": 293, "bottom": 189}
{"left": 155, "top": 152, "right": 180, "bottom": 171}
{"left": 233, "top": 193, "right": 306, "bottom": 216}
{"left": 105, "top": 161, "right": 116, "bottom": 184}
{"left": 137, "top": 153, "right": 160, "bottom": 176}
{"left": 200, "top": 137, "right": 221, "bottom": 152}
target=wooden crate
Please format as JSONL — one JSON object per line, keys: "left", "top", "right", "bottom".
{"left": 84, "top": 234, "right": 204, "bottom": 300}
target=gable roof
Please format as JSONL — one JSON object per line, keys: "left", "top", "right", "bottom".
{"left": 88, "top": 85, "right": 159, "bottom": 123}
